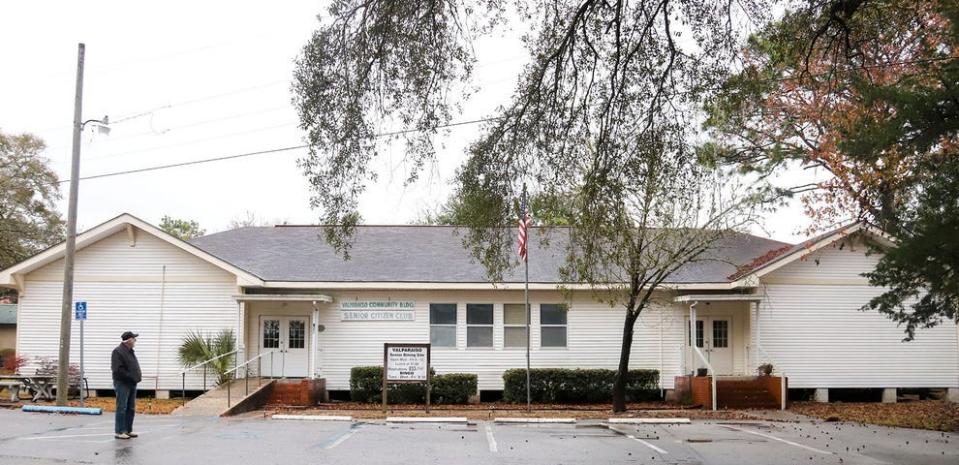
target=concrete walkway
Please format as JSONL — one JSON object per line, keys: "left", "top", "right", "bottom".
{"left": 171, "top": 377, "right": 273, "bottom": 417}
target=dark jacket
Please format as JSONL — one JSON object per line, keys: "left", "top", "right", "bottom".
{"left": 111, "top": 343, "right": 142, "bottom": 385}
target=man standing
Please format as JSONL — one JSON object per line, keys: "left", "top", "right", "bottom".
{"left": 111, "top": 331, "right": 141, "bottom": 440}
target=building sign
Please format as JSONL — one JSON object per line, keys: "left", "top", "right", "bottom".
{"left": 341, "top": 301, "right": 415, "bottom": 321}
{"left": 384, "top": 344, "right": 430, "bottom": 382}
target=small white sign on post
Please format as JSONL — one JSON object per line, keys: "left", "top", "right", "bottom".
{"left": 385, "top": 345, "right": 429, "bottom": 381}
{"left": 383, "top": 343, "right": 431, "bottom": 413}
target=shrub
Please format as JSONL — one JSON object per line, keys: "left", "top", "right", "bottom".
{"left": 0, "top": 349, "right": 24, "bottom": 373}
{"left": 33, "top": 357, "right": 83, "bottom": 394}
{"left": 350, "top": 366, "right": 384, "bottom": 402}
{"left": 503, "top": 368, "right": 659, "bottom": 403}
{"left": 431, "top": 373, "right": 478, "bottom": 404}
{"left": 177, "top": 329, "right": 237, "bottom": 385}
{"left": 349, "top": 366, "right": 476, "bottom": 404}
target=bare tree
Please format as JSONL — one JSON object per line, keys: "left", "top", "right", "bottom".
{"left": 293, "top": 0, "right": 773, "bottom": 410}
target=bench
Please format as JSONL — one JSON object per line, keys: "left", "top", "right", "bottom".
{"left": 0, "top": 380, "right": 21, "bottom": 402}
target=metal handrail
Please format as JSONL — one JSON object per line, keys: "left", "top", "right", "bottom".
{"left": 177, "top": 349, "right": 240, "bottom": 376}
{"left": 179, "top": 349, "right": 240, "bottom": 404}
{"left": 226, "top": 350, "right": 284, "bottom": 408}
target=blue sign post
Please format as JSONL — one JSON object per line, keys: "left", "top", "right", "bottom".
{"left": 74, "top": 301, "right": 87, "bottom": 407}
{"left": 74, "top": 301, "right": 87, "bottom": 321}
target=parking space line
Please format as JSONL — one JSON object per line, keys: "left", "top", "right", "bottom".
{"left": 719, "top": 425, "right": 832, "bottom": 455}
{"left": 484, "top": 423, "right": 498, "bottom": 453}
{"left": 322, "top": 425, "right": 362, "bottom": 450}
{"left": 19, "top": 430, "right": 151, "bottom": 440}
{"left": 608, "top": 426, "right": 668, "bottom": 455}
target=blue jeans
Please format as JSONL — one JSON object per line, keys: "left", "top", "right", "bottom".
{"left": 114, "top": 381, "right": 136, "bottom": 434}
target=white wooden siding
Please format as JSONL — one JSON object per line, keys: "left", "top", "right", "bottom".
{"left": 756, "top": 241, "right": 959, "bottom": 388}
{"left": 764, "top": 236, "right": 880, "bottom": 282}
{"left": 16, "top": 230, "right": 239, "bottom": 391}
{"left": 246, "top": 290, "right": 687, "bottom": 391}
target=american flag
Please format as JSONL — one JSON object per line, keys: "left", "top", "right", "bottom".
{"left": 518, "top": 194, "right": 529, "bottom": 262}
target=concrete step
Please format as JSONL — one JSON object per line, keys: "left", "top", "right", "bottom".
{"left": 171, "top": 377, "right": 274, "bottom": 417}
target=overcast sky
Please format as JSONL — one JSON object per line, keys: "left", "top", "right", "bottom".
{"left": 1, "top": 1, "right": 822, "bottom": 243}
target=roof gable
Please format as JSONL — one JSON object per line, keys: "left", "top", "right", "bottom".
{"left": 728, "top": 222, "right": 891, "bottom": 283}
{"left": 0, "top": 213, "right": 263, "bottom": 292}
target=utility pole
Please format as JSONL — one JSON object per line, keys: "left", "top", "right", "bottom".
{"left": 57, "top": 43, "right": 85, "bottom": 405}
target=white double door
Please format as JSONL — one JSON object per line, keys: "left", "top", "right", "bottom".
{"left": 259, "top": 316, "right": 310, "bottom": 378}
{"left": 687, "top": 316, "right": 733, "bottom": 375}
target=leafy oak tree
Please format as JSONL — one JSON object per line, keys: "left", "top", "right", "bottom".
{"left": 159, "top": 216, "right": 206, "bottom": 240}
{"left": 0, "top": 130, "right": 64, "bottom": 272}
{"left": 702, "top": 0, "right": 959, "bottom": 338}
{"left": 417, "top": 192, "right": 576, "bottom": 226}
{"left": 293, "top": 0, "right": 772, "bottom": 410}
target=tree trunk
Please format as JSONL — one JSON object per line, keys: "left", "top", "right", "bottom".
{"left": 612, "top": 311, "right": 639, "bottom": 412}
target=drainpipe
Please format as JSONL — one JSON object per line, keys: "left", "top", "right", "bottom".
{"left": 689, "top": 301, "right": 716, "bottom": 411}
{"left": 310, "top": 301, "right": 320, "bottom": 379}
{"left": 155, "top": 265, "right": 166, "bottom": 394}
{"left": 659, "top": 307, "right": 664, "bottom": 398}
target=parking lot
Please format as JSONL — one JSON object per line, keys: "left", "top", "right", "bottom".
{"left": 0, "top": 409, "right": 955, "bottom": 464}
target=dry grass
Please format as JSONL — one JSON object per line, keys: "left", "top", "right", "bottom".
{"left": 33, "top": 397, "right": 184, "bottom": 415}
{"left": 792, "top": 400, "right": 959, "bottom": 432}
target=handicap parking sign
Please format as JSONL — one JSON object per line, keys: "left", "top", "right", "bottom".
{"left": 74, "top": 301, "right": 87, "bottom": 320}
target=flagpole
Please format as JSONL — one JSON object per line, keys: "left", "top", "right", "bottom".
{"left": 524, "top": 183, "right": 531, "bottom": 413}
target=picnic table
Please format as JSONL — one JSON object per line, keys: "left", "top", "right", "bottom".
{"left": 0, "top": 375, "right": 58, "bottom": 402}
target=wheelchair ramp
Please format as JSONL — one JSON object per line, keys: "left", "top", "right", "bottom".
{"left": 171, "top": 378, "right": 275, "bottom": 417}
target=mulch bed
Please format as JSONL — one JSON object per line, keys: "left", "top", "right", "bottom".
{"left": 264, "top": 401, "right": 775, "bottom": 421}
{"left": 791, "top": 400, "right": 959, "bottom": 432}
{"left": 33, "top": 397, "right": 184, "bottom": 415}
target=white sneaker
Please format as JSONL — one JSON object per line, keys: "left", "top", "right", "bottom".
{"left": 127, "top": 432, "right": 139, "bottom": 438}
{"left": 115, "top": 433, "right": 131, "bottom": 440}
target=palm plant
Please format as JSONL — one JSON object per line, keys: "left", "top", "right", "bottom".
{"left": 178, "top": 329, "right": 237, "bottom": 385}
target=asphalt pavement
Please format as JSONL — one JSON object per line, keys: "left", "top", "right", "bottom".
{"left": 0, "top": 409, "right": 955, "bottom": 464}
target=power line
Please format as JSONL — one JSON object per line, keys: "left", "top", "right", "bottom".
{"left": 85, "top": 121, "right": 297, "bottom": 161}
{"left": 34, "top": 81, "right": 288, "bottom": 135}
{"left": 110, "top": 81, "right": 286, "bottom": 124}
{"left": 57, "top": 116, "right": 501, "bottom": 184}
{"left": 50, "top": 55, "right": 957, "bottom": 184}
{"left": 59, "top": 145, "right": 307, "bottom": 184}
{"left": 44, "top": 106, "right": 292, "bottom": 152}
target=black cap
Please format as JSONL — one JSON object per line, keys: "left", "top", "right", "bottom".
{"left": 121, "top": 331, "right": 139, "bottom": 341}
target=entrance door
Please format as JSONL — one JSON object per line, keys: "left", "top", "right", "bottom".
{"left": 687, "top": 317, "right": 734, "bottom": 375}
{"left": 259, "top": 316, "right": 310, "bottom": 377}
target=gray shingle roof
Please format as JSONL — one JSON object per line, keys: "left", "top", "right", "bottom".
{"left": 189, "top": 226, "right": 790, "bottom": 284}
{"left": 0, "top": 304, "right": 16, "bottom": 325}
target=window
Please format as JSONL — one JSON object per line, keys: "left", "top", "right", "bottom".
{"left": 288, "top": 320, "right": 305, "bottom": 349}
{"left": 466, "top": 304, "right": 493, "bottom": 347}
{"left": 540, "top": 304, "right": 568, "bottom": 347}
{"left": 503, "top": 304, "right": 529, "bottom": 348}
{"left": 688, "top": 320, "right": 704, "bottom": 347}
{"left": 430, "top": 304, "right": 457, "bottom": 347}
{"left": 262, "top": 319, "right": 280, "bottom": 349}
{"left": 712, "top": 320, "right": 729, "bottom": 348}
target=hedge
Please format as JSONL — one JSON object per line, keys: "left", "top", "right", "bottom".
{"left": 502, "top": 368, "right": 659, "bottom": 403}
{"left": 349, "top": 366, "right": 477, "bottom": 404}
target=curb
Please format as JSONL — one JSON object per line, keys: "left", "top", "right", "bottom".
{"left": 494, "top": 417, "right": 577, "bottom": 424}
{"left": 22, "top": 405, "right": 103, "bottom": 415}
{"left": 386, "top": 416, "right": 468, "bottom": 424}
{"left": 608, "top": 418, "right": 691, "bottom": 424}
{"left": 272, "top": 414, "right": 353, "bottom": 421}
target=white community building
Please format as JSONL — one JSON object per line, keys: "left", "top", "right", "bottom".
{"left": 1, "top": 213, "right": 956, "bottom": 404}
